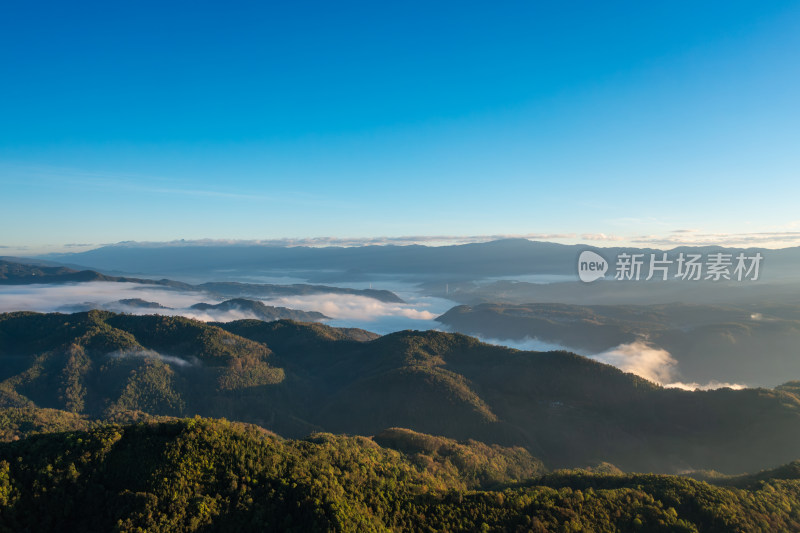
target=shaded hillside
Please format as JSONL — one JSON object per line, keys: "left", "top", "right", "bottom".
{"left": 427, "top": 277, "right": 800, "bottom": 308}
{"left": 57, "top": 297, "right": 330, "bottom": 324}
{"left": 196, "top": 281, "right": 403, "bottom": 303}
{"left": 437, "top": 302, "right": 800, "bottom": 386}
{"left": 191, "top": 298, "right": 328, "bottom": 321}
{"left": 0, "top": 407, "right": 171, "bottom": 442}
{"left": 1, "top": 417, "right": 799, "bottom": 532}
{"left": 0, "top": 260, "right": 191, "bottom": 288}
{"left": 114, "top": 298, "right": 170, "bottom": 309}
{"left": 0, "top": 311, "right": 281, "bottom": 422}
{"left": 2, "top": 311, "right": 800, "bottom": 473}
{"left": 218, "top": 318, "right": 380, "bottom": 344}
{"left": 438, "top": 302, "right": 644, "bottom": 351}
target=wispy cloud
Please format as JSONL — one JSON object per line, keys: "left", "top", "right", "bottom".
{"left": 1, "top": 164, "right": 330, "bottom": 205}
{"left": 12, "top": 165, "right": 277, "bottom": 202}
{"left": 666, "top": 380, "right": 746, "bottom": 391}
{"left": 591, "top": 340, "right": 677, "bottom": 384}
{"left": 108, "top": 348, "right": 198, "bottom": 368}
{"left": 580, "top": 233, "right": 624, "bottom": 242}
{"left": 631, "top": 231, "right": 800, "bottom": 247}
{"left": 589, "top": 340, "right": 747, "bottom": 390}
{"left": 473, "top": 335, "right": 573, "bottom": 352}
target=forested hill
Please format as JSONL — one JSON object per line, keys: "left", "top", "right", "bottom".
{"left": 0, "top": 417, "right": 798, "bottom": 532}
{"left": 2, "top": 311, "right": 800, "bottom": 474}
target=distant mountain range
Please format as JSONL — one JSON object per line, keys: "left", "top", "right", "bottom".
{"left": 0, "top": 259, "right": 192, "bottom": 288}
{"left": 33, "top": 238, "right": 800, "bottom": 282}
{"left": 2, "top": 310, "right": 799, "bottom": 474}
{"left": 0, "top": 259, "right": 402, "bottom": 303}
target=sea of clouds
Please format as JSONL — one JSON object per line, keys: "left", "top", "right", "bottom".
{"left": 0, "top": 281, "right": 448, "bottom": 333}
{"left": 0, "top": 282, "right": 747, "bottom": 389}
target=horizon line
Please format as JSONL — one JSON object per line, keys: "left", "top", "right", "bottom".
{"left": 5, "top": 231, "right": 800, "bottom": 257}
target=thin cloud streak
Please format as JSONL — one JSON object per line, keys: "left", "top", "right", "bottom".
{"left": 73, "top": 230, "right": 800, "bottom": 249}
{"left": 1, "top": 164, "right": 329, "bottom": 205}
{"left": 630, "top": 231, "right": 800, "bottom": 247}
{"left": 7, "top": 230, "right": 800, "bottom": 256}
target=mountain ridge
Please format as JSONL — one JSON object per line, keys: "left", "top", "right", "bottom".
{"left": 1, "top": 415, "right": 799, "bottom": 532}
{"left": 33, "top": 239, "right": 800, "bottom": 280}
{"left": 2, "top": 310, "right": 800, "bottom": 474}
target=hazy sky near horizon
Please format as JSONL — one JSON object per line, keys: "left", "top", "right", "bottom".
{"left": 2, "top": 1, "right": 799, "bottom": 254}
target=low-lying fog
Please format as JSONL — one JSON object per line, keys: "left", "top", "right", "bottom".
{"left": 472, "top": 336, "right": 747, "bottom": 391}
{"left": 0, "top": 276, "right": 752, "bottom": 391}
{"left": 0, "top": 281, "right": 449, "bottom": 333}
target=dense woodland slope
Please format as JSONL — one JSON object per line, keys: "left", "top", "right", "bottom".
{"left": 0, "top": 417, "right": 799, "bottom": 532}
{"left": 2, "top": 311, "right": 800, "bottom": 474}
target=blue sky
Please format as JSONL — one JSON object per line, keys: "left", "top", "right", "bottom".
{"left": 1, "top": 1, "right": 799, "bottom": 253}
